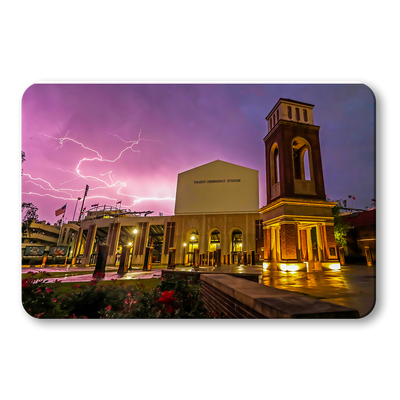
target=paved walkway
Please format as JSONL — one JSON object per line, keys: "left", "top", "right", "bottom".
{"left": 260, "top": 264, "right": 376, "bottom": 318}
{"left": 22, "top": 266, "right": 162, "bottom": 283}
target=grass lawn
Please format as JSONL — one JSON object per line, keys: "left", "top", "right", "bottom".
{"left": 22, "top": 270, "right": 97, "bottom": 280}
{"left": 22, "top": 269, "right": 160, "bottom": 297}
{"left": 40, "top": 277, "right": 161, "bottom": 296}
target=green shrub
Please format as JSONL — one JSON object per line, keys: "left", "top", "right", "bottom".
{"left": 22, "top": 272, "right": 212, "bottom": 319}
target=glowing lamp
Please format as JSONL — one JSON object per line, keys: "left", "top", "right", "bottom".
{"left": 191, "top": 236, "right": 195, "bottom": 241}
{"left": 263, "top": 262, "right": 269, "bottom": 270}
{"left": 128, "top": 242, "right": 132, "bottom": 246}
{"left": 329, "top": 263, "right": 341, "bottom": 270}
{"left": 183, "top": 243, "right": 187, "bottom": 247}
{"left": 133, "top": 229, "right": 138, "bottom": 234}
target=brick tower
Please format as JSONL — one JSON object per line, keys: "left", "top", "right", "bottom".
{"left": 260, "top": 99, "right": 340, "bottom": 271}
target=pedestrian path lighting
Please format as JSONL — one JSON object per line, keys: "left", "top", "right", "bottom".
{"left": 128, "top": 229, "right": 138, "bottom": 271}
{"left": 190, "top": 235, "right": 195, "bottom": 266}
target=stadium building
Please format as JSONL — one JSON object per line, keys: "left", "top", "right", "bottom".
{"left": 61, "top": 159, "right": 263, "bottom": 267}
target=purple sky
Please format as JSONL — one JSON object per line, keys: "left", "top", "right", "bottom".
{"left": 21, "top": 84, "right": 375, "bottom": 223}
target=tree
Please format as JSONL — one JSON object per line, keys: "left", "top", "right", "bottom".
{"left": 332, "top": 201, "right": 351, "bottom": 247}
{"left": 22, "top": 151, "right": 26, "bottom": 175}
{"left": 22, "top": 202, "right": 39, "bottom": 235}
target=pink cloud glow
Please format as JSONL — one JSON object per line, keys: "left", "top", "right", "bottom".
{"left": 21, "top": 84, "right": 375, "bottom": 223}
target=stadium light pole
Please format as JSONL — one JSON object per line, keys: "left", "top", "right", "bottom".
{"left": 72, "top": 197, "right": 82, "bottom": 222}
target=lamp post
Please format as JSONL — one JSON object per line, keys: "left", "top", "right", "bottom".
{"left": 72, "top": 197, "right": 81, "bottom": 221}
{"left": 190, "top": 235, "right": 195, "bottom": 266}
{"left": 183, "top": 243, "right": 187, "bottom": 265}
{"left": 128, "top": 228, "right": 138, "bottom": 270}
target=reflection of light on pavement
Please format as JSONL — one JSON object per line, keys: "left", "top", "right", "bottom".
{"left": 280, "top": 264, "right": 299, "bottom": 272}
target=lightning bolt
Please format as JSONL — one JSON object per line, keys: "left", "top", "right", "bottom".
{"left": 22, "top": 128, "right": 175, "bottom": 214}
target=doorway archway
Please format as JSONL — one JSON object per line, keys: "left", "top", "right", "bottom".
{"left": 187, "top": 229, "right": 199, "bottom": 266}
{"left": 231, "top": 228, "right": 242, "bottom": 252}
{"left": 209, "top": 229, "right": 221, "bottom": 251}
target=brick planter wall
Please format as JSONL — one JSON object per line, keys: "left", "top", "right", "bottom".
{"left": 202, "top": 281, "right": 266, "bottom": 318}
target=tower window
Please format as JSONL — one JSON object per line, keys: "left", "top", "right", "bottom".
{"left": 271, "top": 145, "right": 280, "bottom": 185}
{"left": 277, "top": 109, "right": 279, "bottom": 121}
{"left": 295, "top": 108, "right": 300, "bottom": 121}
{"left": 273, "top": 114, "right": 276, "bottom": 126}
{"left": 303, "top": 109, "right": 308, "bottom": 122}
{"left": 288, "top": 106, "right": 292, "bottom": 119}
{"left": 292, "top": 138, "right": 312, "bottom": 181}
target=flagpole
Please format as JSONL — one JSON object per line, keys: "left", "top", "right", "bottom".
{"left": 62, "top": 204, "right": 67, "bottom": 225}
{"left": 78, "top": 185, "right": 89, "bottom": 222}
{"left": 57, "top": 203, "right": 67, "bottom": 247}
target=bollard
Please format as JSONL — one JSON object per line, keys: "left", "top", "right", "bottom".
{"left": 168, "top": 248, "right": 176, "bottom": 269}
{"left": 365, "top": 246, "right": 373, "bottom": 267}
{"left": 194, "top": 248, "right": 199, "bottom": 266}
{"left": 338, "top": 247, "right": 345, "bottom": 266}
{"left": 93, "top": 245, "right": 109, "bottom": 277}
{"left": 193, "top": 248, "right": 200, "bottom": 270}
{"left": 118, "top": 245, "right": 129, "bottom": 275}
{"left": 251, "top": 250, "right": 256, "bottom": 266}
{"left": 216, "top": 249, "right": 222, "bottom": 266}
{"left": 143, "top": 246, "right": 153, "bottom": 271}
{"left": 41, "top": 251, "right": 49, "bottom": 268}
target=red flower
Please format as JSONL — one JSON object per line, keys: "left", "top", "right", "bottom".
{"left": 105, "top": 305, "right": 111, "bottom": 311}
{"left": 134, "top": 300, "right": 137, "bottom": 304}
{"left": 22, "top": 279, "right": 29, "bottom": 289}
{"left": 46, "top": 288, "right": 51, "bottom": 293}
{"left": 159, "top": 290, "right": 175, "bottom": 313}
{"left": 53, "top": 299, "right": 57, "bottom": 302}
{"left": 213, "top": 311, "right": 218, "bottom": 318}
{"left": 159, "top": 290, "right": 175, "bottom": 304}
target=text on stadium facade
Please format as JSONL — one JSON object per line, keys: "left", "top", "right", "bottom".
{"left": 193, "top": 179, "right": 241, "bottom": 184}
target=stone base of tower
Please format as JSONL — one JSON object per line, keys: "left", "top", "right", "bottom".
{"left": 260, "top": 197, "right": 340, "bottom": 269}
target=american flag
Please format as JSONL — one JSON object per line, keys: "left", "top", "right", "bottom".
{"left": 55, "top": 204, "right": 66, "bottom": 216}
{"left": 91, "top": 203, "right": 99, "bottom": 207}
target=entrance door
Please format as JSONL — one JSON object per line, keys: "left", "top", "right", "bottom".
{"left": 147, "top": 225, "right": 165, "bottom": 263}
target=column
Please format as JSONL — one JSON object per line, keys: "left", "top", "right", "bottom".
{"left": 71, "top": 227, "right": 84, "bottom": 265}
{"left": 65, "top": 227, "right": 71, "bottom": 246}
{"left": 306, "top": 228, "right": 313, "bottom": 262}
{"left": 316, "top": 224, "right": 324, "bottom": 262}
{"left": 82, "top": 224, "right": 97, "bottom": 266}
{"left": 263, "top": 227, "right": 271, "bottom": 261}
{"left": 296, "top": 224, "right": 302, "bottom": 262}
{"left": 271, "top": 226, "right": 277, "bottom": 262}
{"left": 300, "top": 229, "right": 308, "bottom": 261}
{"left": 276, "top": 226, "right": 281, "bottom": 262}
{"left": 106, "top": 222, "right": 121, "bottom": 265}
